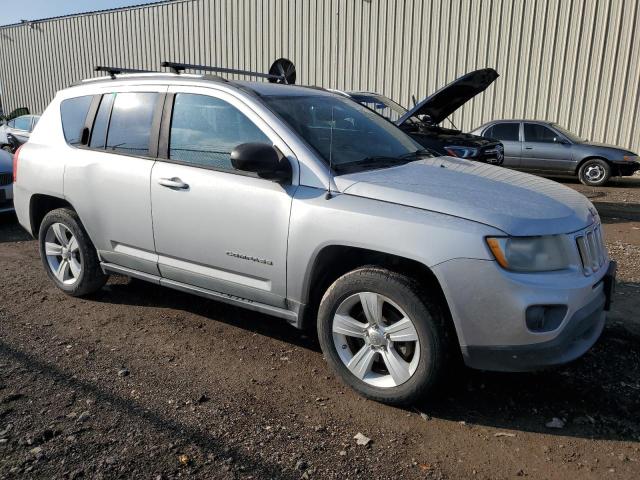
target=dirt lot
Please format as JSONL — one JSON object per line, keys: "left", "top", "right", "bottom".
{"left": 1, "top": 176, "right": 639, "bottom": 479}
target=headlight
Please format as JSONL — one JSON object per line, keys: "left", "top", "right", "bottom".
{"left": 445, "top": 146, "right": 479, "bottom": 158}
{"left": 486, "top": 236, "right": 571, "bottom": 272}
{"left": 623, "top": 155, "right": 639, "bottom": 163}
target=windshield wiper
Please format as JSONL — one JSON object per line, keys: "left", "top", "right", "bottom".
{"left": 334, "top": 156, "right": 411, "bottom": 173}
{"left": 400, "top": 149, "right": 435, "bottom": 159}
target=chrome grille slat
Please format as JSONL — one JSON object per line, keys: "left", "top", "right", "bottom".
{"left": 576, "top": 223, "right": 607, "bottom": 275}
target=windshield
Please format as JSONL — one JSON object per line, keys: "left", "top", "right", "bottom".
{"left": 551, "top": 123, "right": 584, "bottom": 143}
{"left": 263, "top": 94, "right": 427, "bottom": 173}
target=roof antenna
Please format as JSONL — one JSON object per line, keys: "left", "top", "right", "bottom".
{"left": 325, "top": 106, "right": 335, "bottom": 200}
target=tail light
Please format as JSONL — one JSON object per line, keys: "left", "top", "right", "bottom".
{"left": 13, "top": 145, "right": 23, "bottom": 183}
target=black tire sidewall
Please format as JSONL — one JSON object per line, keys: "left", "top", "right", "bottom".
{"left": 38, "top": 208, "right": 105, "bottom": 296}
{"left": 579, "top": 159, "right": 611, "bottom": 186}
{"left": 317, "top": 267, "right": 446, "bottom": 405}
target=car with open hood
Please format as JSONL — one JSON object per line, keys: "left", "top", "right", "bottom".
{"left": 471, "top": 120, "right": 640, "bottom": 186}
{"left": 343, "top": 68, "right": 504, "bottom": 165}
{"left": 13, "top": 64, "right": 615, "bottom": 406}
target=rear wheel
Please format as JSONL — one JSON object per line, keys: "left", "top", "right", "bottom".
{"left": 317, "top": 267, "right": 450, "bottom": 405}
{"left": 38, "top": 208, "right": 108, "bottom": 296}
{"left": 578, "top": 158, "right": 611, "bottom": 186}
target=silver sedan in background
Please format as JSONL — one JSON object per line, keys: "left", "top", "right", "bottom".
{"left": 471, "top": 120, "right": 640, "bottom": 186}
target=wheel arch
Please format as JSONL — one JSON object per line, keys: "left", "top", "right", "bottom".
{"left": 299, "top": 245, "right": 457, "bottom": 342}
{"left": 29, "top": 194, "right": 75, "bottom": 237}
{"left": 575, "top": 155, "right": 613, "bottom": 175}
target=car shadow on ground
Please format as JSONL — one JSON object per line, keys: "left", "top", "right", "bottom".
{"left": 90, "top": 278, "right": 640, "bottom": 444}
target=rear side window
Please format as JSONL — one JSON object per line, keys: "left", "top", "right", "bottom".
{"left": 13, "top": 116, "right": 31, "bottom": 131}
{"left": 60, "top": 96, "right": 93, "bottom": 145}
{"left": 169, "top": 93, "right": 270, "bottom": 170}
{"left": 523, "top": 123, "right": 558, "bottom": 143}
{"left": 102, "top": 92, "right": 158, "bottom": 156}
{"left": 486, "top": 123, "right": 519, "bottom": 141}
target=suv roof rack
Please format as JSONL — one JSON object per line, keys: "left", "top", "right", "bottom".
{"left": 161, "top": 58, "right": 296, "bottom": 85}
{"left": 161, "top": 61, "right": 277, "bottom": 81}
{"left": 95, "top": 66, "right": 153, "bottom": 79}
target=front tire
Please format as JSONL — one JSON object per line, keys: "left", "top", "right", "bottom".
{"left": 578, "top": 158, "right": 611, "bottom": 186}
{"left": 317, "top": 267, "right": 450, "bottom": 405}
{"left": 38, "top": 208, "right": 108, "bottom": 296}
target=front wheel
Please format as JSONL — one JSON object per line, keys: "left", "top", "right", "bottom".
{"left": 38, "top": 208, "right": 108, "bottom": 296}
{"left": 317, "top": 267, "right": 451, "bottom": 405}
{"left": 578, "top": 158, "right": 611, "bottom": 186}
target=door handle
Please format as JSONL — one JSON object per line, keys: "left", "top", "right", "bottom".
{"left": 158, "top": 177, "right": 189, "bottom": 190}
{"left": 524, "top": 147, "right": 533, "bottom": 150}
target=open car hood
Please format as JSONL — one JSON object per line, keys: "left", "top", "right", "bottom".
{"left": 397, "top": 68, "right": 499, "bottom": 126}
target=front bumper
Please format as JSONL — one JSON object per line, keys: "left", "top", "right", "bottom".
{"left": 0, "top": 183, "right": 13, "bottom": 213}
{"left": 432, "top": 258, "right": 614, "bottom": 372}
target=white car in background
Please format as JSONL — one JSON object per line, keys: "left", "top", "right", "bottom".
{"left": 0, "top": 115, "right": 40, "bottom": 152}
{"left": 0, "top": 148, "right": 13, "bottom": 213}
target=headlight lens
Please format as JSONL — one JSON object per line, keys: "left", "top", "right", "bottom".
{"left": 445, "top": 146, "right": 479, "bottom": 158}
{"left": 623, "top": 155, "right": 639, "bottom": 163}
{"left": 486, "top": 236, "right": 571, "bottom": 272}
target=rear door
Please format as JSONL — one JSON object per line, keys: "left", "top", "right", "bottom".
{"left": 521, "top": 123, "right": 573, "bottom": 173}
{"left": 150, "top": 86, "right": 297, "bottom": 307}
{"left": 483, "top": 122, "right": 521, "bottom": 167}
{"left": 64, "top": 86, "right": 167, "bottom": 275}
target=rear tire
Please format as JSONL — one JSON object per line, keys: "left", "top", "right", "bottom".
{"left": 578, "top": 158, "right": 611, "bottom": 186}
{"left": 317, "top": 267, "right": 451, "bottom": 405}
{"left": 38, "top": 208, "right": 108, "bottom": 296}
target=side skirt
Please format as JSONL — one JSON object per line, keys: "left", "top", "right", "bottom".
{"left": 100, "top": 262, "right": 299, "bottom": 325}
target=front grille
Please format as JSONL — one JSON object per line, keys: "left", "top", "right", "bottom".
{"left": 575, "top": 224, "right": 606, "bottom": 275}
{"left": 0, "top": 173, "right": 11, "bottom": 186}
{"left": 482, "top": 144, "right": 504, "bottom": 165}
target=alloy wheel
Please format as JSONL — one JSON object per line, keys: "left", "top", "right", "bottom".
{"left": 332, "top": 292, "right": 420, "bottom": 388}
{"left": 44, "top": 223, "right": 82, "bottom": 285}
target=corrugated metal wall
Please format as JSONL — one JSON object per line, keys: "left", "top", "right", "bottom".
{"left": 1, "top": 0, "right": 639, "bottom": 152}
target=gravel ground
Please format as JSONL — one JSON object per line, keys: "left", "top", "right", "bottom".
{"left": 1, "top": 176, "right": 639, "bottom": 479}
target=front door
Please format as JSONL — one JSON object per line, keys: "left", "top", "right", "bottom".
{"left": 520, "top": 123, "right": 574, "bottom": 173}
{"left": 484, "top": 122, "right": 521, "bottom": 167}
{"left": 150, "top": 87, "right": 297, "bottom": 307}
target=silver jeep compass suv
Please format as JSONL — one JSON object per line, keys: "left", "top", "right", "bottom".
{"left": 13, "top": 70, "right": 615, "bottom": 405}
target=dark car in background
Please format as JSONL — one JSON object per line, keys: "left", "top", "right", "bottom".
{"left": 342, "top": 69, "right": 504, "bottom": 165}
{"left": 471, "top": 120, "right": 640, "bottom": 186}
{"left": 0, "top": 148, "right": 14, "bottom": 213}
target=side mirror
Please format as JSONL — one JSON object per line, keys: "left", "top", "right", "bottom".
{"left": 230, "top": 142, "right": 291, "bottom": 182}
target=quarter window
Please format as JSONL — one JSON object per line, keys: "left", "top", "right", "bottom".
{"left": 103, "top": 92, "right": 158, "bottom": 156}
{"left": 486, "top": 123, "right": 519, "bottom": 141}
{"left": 523, "top": 123, "right": 559, "bottom": 143}
{"left": 169, "top": 93, "right": 270, "bottom": 171}
{"left": 60, "top": 96, "right": 93, "bottom": 145}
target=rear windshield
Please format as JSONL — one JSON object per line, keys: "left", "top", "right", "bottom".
{"left": 263, "top": 95, "right": 424, "bottom": 173}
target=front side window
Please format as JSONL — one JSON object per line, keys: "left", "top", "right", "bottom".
{"left": 60, "top": 96, "right": 93, "bottom": 145}
{"left": 263, "top": 94, "right": 424, "bottom": 173}
{"left": 169, "top": 93, "right": 270, "bottom": 170}
{"left": 104, "top": 92, "right": 158, "bottom": 156}
{"left": 486, "top": 123, "right": 519, "bottom": 141}
{"left": 523, "top": 123, "right": 559, "bottom": 143}
{"left": 13, "top": 116, "right": 31, "bottom": 131}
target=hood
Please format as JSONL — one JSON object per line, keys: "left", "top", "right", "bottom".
{"left": 397, "top": 68, "right": 499, "bottom": 127}
{"left": 0, "top": 149, "right": 12, "bottom": 173}
{"left": 334, "top": 157, "right": 597, "bottom": 236}
{"left": 580, "top": 140, "right": 635, "bottom": 154}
